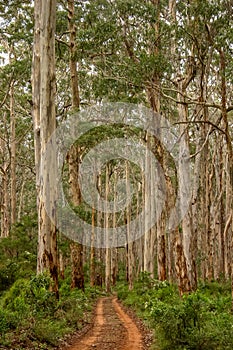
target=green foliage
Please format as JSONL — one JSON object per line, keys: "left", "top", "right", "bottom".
{"left": 117, "top": 277, "right": 233, "bottom": 350}
{"left": 62, "top": 0, "right": 171, "bottom": 103}
{"left": 2, "top": 274, "right": 56, "bottom": 318}
{"left": 0, "top": 273, "right": 100, "bottom": 349}
{"left": 0, "top": 215, "right": 37, "bottom": 293}
{"left": 33, "top": 318, "right": 70, "bottom": 346}
{"left": 0, "top": 261, "right": 18, "bottom": 293}
{"left": 0, "top": 309, "right": 16, "bottom": 336}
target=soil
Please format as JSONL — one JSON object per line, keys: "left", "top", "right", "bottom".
{"left": 63, "top": 296, "right": 152, "bottom": 350}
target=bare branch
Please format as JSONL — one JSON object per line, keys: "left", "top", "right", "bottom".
{"left": 189, "top": 127, "right": 211, "bottom": 159}
{"left": 174, "top": 120, "right": 226, "bottom": 135}
{"left": 55, "top": 37, "right": 70, "bottom": 48}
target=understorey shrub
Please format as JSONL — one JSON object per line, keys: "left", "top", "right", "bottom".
{"left": 117, "top": 277, "right": 233, "bottom": 350}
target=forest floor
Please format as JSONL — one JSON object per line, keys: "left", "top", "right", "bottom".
{"left": 62, "top": 296, "right": 153, "bottom": 350}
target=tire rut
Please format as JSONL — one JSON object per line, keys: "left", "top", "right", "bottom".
{"left": 65, "top": 296, "right": 143, "bottom": 350}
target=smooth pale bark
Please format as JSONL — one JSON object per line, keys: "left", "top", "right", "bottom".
{"left": 176, "top": 84, "right": 193, "bottom": 294}
{"left": 149, "top": 0, "right": 167, "bottom": 281}
{"left": 17, "top": 179, "right": 25, "bottom": 221}
{"left": 207, "top": 139, "right": 224, "bottom": 280}
{"left": 32, "top": 0, "right": 59, "bottom": 296}
{"left": 111, "top": 247, "right": 117, "bottom": 287}
{"left": 59, "top": 250, "right": 65, "bottom": 280}
{"left": 0, "top": 119, "right": 10, "bottom": 238}
{"left": 105, "top": 164, "right": 111, "bottom": 293}
{"left": 143, "top": 132, "right": 152, "bottom": 274}
{"left": 0, "top": 165, "right": 10, "bottom": 238}
{"left": 168, "top": 0, "right": 196, "bottom": 294}
{"left": 224, "top": 152, "right": 232, "bottom": 280}
{"left": 67, "top": 145, "right": 82, "bottom": 204}
{"left": 95, "top": 173, "right": 104, "bottom": 287}
{"left": 111, "top": 171, "right": 118, "bottom": 287}
{"left": 177, "top": 46, "right": 197, "bottom": 290}
{"left": 136, "top": 181, "right": 144, "bottom": 277}
{"left": 175, "top": 93, "right": 195, "bottom": 293}
{"left": 126, "top": 161, "right": 134, "bottom": 290}
{"left": 90, "top": 206, "right": 96, "bottom": 287}
{"left": 200, "top": 125, "right": 211, "bottom": 281}
{"left": 190, "top": 122, "right": 204, "bottom": 285}
{"left": 209, "top": 145, "right": 220, "bottom": 280}
{"left": 32, "top": 0, "right": 41, "bottom": 189}
{"left": 205, "top": 121, "right": 213, "bottom": 281}
{"left": 67, "top": 0, "right": 84, "bottom": 290}
{"left": 193, "top": 54, "right": 211, "bottom": 283}
{"left": 10, "top": 79, "right": 16, "bottom": 225}
{"left": 219, "top": 48, "right": 233, "bottom": 305}
{"left": 166, "top": 176, "right": 176, "bottom": 283}
{"left": 68, "top": 145, "right": 84, "bottom": 290}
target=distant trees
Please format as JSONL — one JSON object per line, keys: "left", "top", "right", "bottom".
{"left": 58, "top": 0, "right": 232, "bottom": 296}
{"left": 0, "top": 1, "right": 34, "bottom": 238}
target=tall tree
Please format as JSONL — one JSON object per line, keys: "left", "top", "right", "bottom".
{"left": 67, "top": 0, "right": 85, "bottom": 291}
{"left": 105, "top": 163, "right": 111, "bottom": 293}
{"left": 32, "top": 0, "right": 59, "bottom": 296}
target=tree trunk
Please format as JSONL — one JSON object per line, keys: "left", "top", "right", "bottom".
{"left": 68, "top": 0, "right": 80, "bottom": 109}
{"left": 176, "top": 83, "right": 193, "bottom": 294}
{"left": 59, "top": 250, "right": 65, "bottom": 280}
{"left": 32, "top": 0, "right": 59, "bottom": 297}
{"left": 111, "top": 171, "right": 118, "bottom": 287}
{"left": 175, "top": 227, "right": 192, "bottom": 296}
{"left": 90, "top": 205, "right": 96, "bottom": 287}
{"left": 126, "top": 160, "right": 134, "bottom": 290}
{"left": 219, "top": 48, "right": 233, "bottom": 306}
{"left": 70, "top": 242, "right": 84, "bottom": 290}
{"left": 143, "top": 132, "right": 152, "bottom": 275}
{"left": 96, "top": 173, "right": 104, "bottom": 287}
{"left": 67, "top": 0, "right": 84, "bottom": 291}
{"left": 0, "top": 164, "right": 10, "bottom": 238}
{"left": 10, "top": 79, "right": 16, "bottom": 225}
{"left": 105, "top": 164, "right": 111, "bottom": 293}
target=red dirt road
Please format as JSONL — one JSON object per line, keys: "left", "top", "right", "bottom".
{"left": 65, "top": 297, "right": 144, "bottom": 350}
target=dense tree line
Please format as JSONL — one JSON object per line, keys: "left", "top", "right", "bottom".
{"left": 0, "top": 0, "right": 232, "bottom": 303}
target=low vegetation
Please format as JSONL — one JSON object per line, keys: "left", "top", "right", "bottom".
{"left": 117, "top": 273, "right": 233, "bottom": 350}
{"left": 1, "top": 223, "right": 233, "bottom": 350}
{"left": 1, "top": 272, "right": 233, "bottom": 350}
{"left": 0, "top": 273, "right": 101, "bottom": 350}
{"left": 0, "top": 222, "right": 101, "bottom": 350}
{"left": 0, "top": 272, "right": 103, "bottom": 349}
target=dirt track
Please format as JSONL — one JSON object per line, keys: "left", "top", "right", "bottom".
{"left": 65, "top": 297, "right": 144, "bottom": 350}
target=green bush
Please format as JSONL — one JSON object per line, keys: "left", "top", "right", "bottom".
{"left": 0, "top": 215, "right": 37, "bottom": 294}
{"left": 149, "top": 292, "right": 215, "bottom": 349}
{"left": 0, "top": 309, "right": 8, "bottom": 335}
{"left": 2, "top": 279, "right": 31, "bottom": 314}
{"left": 0, "top": 273, "right": 99, "bottom": 348}
{"left": 0, "top": 308, "right": 19, "bottom": 336}
{"left": 0, "top": 261, "right": 18, "bottom": 292}
{"left": 33, "top": 318, "right": 71, "bottom": 345}
{"left": 2, "top": 274, "right": 56, "bottom": 317}
{"left": 117, "top": 278, "right": 233, "bottom": 350}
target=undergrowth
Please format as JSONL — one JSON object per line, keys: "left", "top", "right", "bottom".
{"left": 0, "top": 273, "right": 102, "bottom": 349}
{"left": 117, "top": 273, "right": 233, "bottom": 350}
{"left": 0, "top": 217, "right": 103, "bottom": 349}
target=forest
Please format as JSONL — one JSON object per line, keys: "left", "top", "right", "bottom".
{"left": 0, "top": 0, "right": 233, "bottom": 349}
